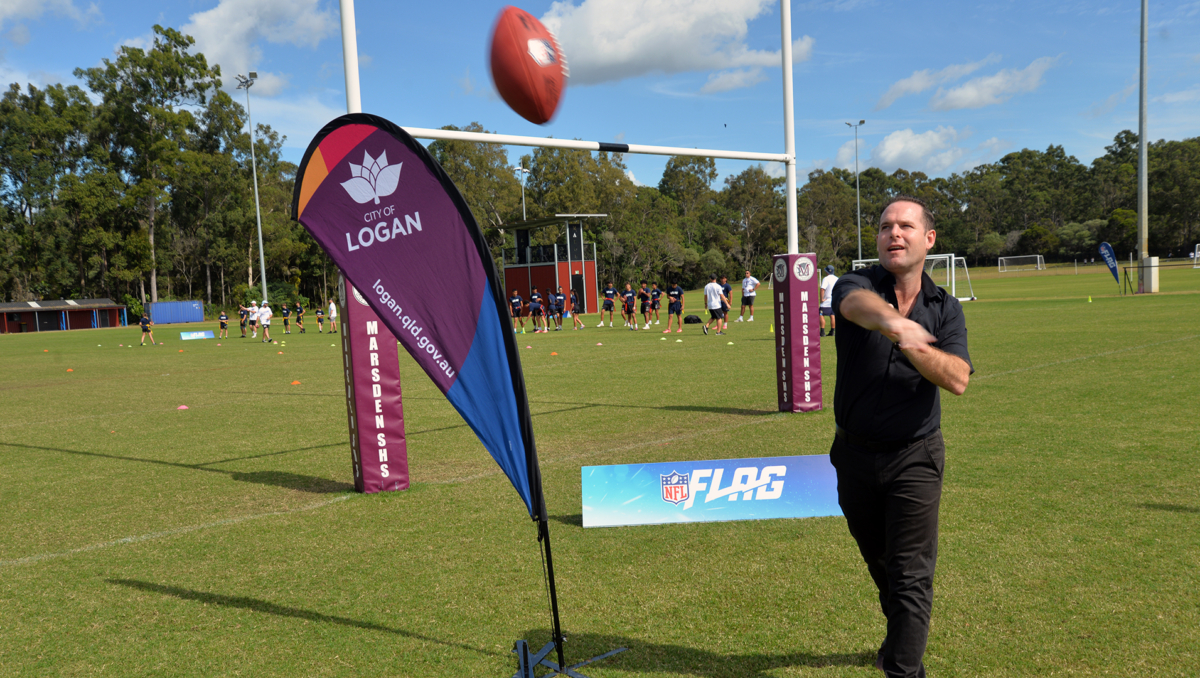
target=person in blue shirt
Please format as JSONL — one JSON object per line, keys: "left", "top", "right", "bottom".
{"left": 510, "top": 290, "right": 525, "bottom": 334}
{"left": 217, "top": 310, "right": 229, "bottom": 339}
{"left": 552, "top": 286, "right": 567, "bottom": 331}
{"left": 529, "top": 287, "right": 546, "bottom": 333}
{"left": 139, "top": 313, "right": 155, "bottom": 346}
{"left": 280, "top": 303, "right": 291, "bottom": 334}
{"left": 637, "top": 281, "right": 652, "bottom": 330}
{"left": 570, "top": 289, "right": 585, "bottom": 329}
{"left": 664, "top": 282, "right": 686, "bottom": 333}
{"left": 598, "top": 282, "right": 617, "bottom": 327}
{"left": 294, "top": 302, "right": 305, "bottom": 333}
{"left": 650, "top": 282, "right": 663, "bottom": 326}
{"left": 622, "top": 284, "right": 638, "bottom": 330}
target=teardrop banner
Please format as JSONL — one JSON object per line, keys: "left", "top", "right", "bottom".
{"left": 291, "top": 114, "right": 603, "bottom": 673}
{"left": 292, "top": 113, "right": 542, "bottom": 517}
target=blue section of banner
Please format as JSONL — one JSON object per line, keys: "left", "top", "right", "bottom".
{"left": 581, "top": 455, "right": 842, "bottom": 528}
{"left": 1099, "top": 242, "right": 1120, "bottom": 283}
{"left": 446, "top": 287, "right": 532, "bottom": 513}
{"left": 179, "top": 331, "right": 214, "bottom": 341}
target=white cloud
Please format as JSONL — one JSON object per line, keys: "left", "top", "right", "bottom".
{"left": 837, "top": 127, "right": 1010, "bottom": 175}
{"left": 700, "top": 68, "right": 767, "bottom": 93}
{"left": 871, "top": 126, "right": 966, "bottom": 173}
{"left": 876, "top": 54, "right": 1000, "bottom": 109}
{"left": 763, "top": 162, "right": 786, "bottom": 178}
{"left": 0, "top": 0, "right": 100, "bottom": 31}
{"left": 180, "top": 0, "right": 337, "bottom": 97}
{"left": 929, "top": 56, "right": 1059, "bottom": 110}
{"left": 541, "top": 0, "right": 814, "bottom": 86}
{"left": 625, "top": 169, "right": 643, "bottom": 186}
{"left": 1156, "top": 86, "right": 1200, "bottom": 104}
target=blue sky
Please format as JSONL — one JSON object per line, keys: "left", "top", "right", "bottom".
{"left": 2, "top": 0, "right": 1198, "bottom": 189}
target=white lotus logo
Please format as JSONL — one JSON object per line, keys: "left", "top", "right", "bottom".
{"left": 341, "top": 150, "right": 402, "bottom": 205}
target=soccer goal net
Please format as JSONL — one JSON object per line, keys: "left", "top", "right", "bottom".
{"left": 998, "top": 255, "right": 1045, "bottom": 272}
{"left": 852, "top": 254, "right": 976, "bottom": 301}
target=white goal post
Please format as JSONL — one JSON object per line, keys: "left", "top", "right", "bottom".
{"left": 1193, "top": 244, "right": 1199, "bottom": 269}
{"left": 998, "top": 255, "right": 1045, "bottom": 272}
{"left": 852, "top": 253, "right": 976, "bottom": 301}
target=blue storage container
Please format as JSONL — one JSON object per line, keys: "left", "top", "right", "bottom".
{"left": 147, "top": 300, "right": 204, "bottom": 324}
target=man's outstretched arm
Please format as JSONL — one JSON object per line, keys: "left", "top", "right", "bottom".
{"left": 839, "top": 289, "right": 970, "bottom": 395}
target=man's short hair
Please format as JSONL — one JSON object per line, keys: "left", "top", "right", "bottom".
{"left": 709, "top": 273, "right": 718, "bottom": 280}
{"left": 881, "top": 194, "right": 935, "bottom": 232}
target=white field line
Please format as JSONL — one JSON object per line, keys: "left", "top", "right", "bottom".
{"left": 975, "top": 334, "right": 1200, "bottom": 380}
{"left": 1, "top": 495, "right": 349, "bottom": 568}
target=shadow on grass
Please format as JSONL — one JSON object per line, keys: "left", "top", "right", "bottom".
{"left": 529, "top": 400, "right": 778, "bottom": 417}
{"left": 516, "top": 629, "right": 871, "bottom": 678}
{"left": 1140, "top": 502, "right": 1200, "bottom": 514}
{"left": 107, "top": 579, "right": 502, "bottom": 658}
{"left": 1, "top": 442, "right": 349, "bottom": 494}
{"left": 550, "top": 514, "right": 583, "bottom": 527}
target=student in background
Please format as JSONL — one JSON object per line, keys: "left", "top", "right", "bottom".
{"left": 664, "top": 282, "right": 685, "bottom": 333}
{"left": 315, "top": 305, "right": 325, "bottom": 332}
{"left": 570, "top": 289, "right": 585, "bottom": 330}
{"left": 598, "top": 282, "right": 617, "bottom": 327}
{"left": 553, "top": 286, "right": 567, "bottom": 331}
{"left": 637, "top": 281, "right": 652, "bottom": 330}
{"left": 248, "top": 301, "right": 259, "bottom": 338}
{"left": 139, "top": 313, "right": 155, "bottom": 346}
{"left": 622, "top": 284, "right": 638, "bottom": 331}
{"left": 258, "top": 300, "right": 273, "bottom": 343}
{"left": 510, "top": 289, "right": 526, "bottom": 334}
{"left": 327, "top": 299, "right": 338, "bottom": 334}
{"left": 294, "top": 301, "right": 306, "bottom": 333}
{"left": 280, "top": 302, "right": 291, "bottom": 334}
{"left": 237, "top": 304, "right": 249, "bottom": 338}
{"left": 650, "top": 282, "right": 662, "bottom": 325}
{"left": 529, "top": 287, "right": 546, "bottom": 333}
{"left": 218, "top": 309, "right": 229, "bottom": 339}
{"left": 736, "top": 270, "right": 760, "bottom": 322}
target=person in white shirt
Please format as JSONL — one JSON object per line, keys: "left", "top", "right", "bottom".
{"left": 327, "top": 299, "right": 339, "bottom": 334}
{"left": 736, "top": 270, "right": 760, "bottom": 322}
{"left": 702, "top": 273, "right": 729, "bottom": 336}
{"left": 248, "top": 302, "right": 259, "bottom": 338}
{"left": 819, "top": 265, "right": 838, "bottom": 337}
{"left": 258, "top": 300, "right": 273, "bottom": 343}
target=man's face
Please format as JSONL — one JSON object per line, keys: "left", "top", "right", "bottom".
{"left": 744, "top": 271, "right": 751, "bottom": 279}
{"left": 877, "top": 201, "right": 936, "bottom": 274}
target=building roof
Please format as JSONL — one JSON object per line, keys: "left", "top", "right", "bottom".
{"left": 0, "top": 298, "right": 126, "bottom": 312}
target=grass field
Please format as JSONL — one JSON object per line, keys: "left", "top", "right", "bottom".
{"left": 2, "top": 268, "right": 1198, "bottom": 677}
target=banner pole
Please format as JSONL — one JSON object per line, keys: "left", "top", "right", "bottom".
{"left": 539, "top": 518, "right": 567, "bottom": 671}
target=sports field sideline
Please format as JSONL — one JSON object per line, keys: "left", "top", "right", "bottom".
{"left": 2, "top": 268, "right": 1198, "bottom": 677}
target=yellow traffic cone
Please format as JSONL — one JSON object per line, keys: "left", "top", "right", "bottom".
{"left": 769, "top": 323, "right": 774, "bottom": 334}
{"left": 1088, "top": 296, "right": 1092, "bottom": 303}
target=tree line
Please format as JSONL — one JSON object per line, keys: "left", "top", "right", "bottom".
{"left": 3, "top": 25, "right": 1197, "bottom": 310}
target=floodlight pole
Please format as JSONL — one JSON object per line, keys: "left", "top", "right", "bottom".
{"left": 1137, "top": 0, "right": 1149, "bottom": 291}
{"left": 237, "top": 74, "right": 268, "bottom": 304}
{"left": 780, "top": 0, "right": 799, "bottom": 254}
{"left": 512, "top": 166, "right": 529, "bottom": 220}
{"left": 847, "top": 120, "right": 865, "bottom": 261}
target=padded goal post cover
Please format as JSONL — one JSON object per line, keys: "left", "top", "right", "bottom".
{"left": 291, "top": 113, "right": 545, "bottom": 519}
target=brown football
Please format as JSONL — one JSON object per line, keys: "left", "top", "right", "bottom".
{"left": 488, "top": 6, "right": 568, "bottom": 125}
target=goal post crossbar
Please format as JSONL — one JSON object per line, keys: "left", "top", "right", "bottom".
{"left": 852, "top": 254, "right": 976, "bottom": 300}
{"left": 998, "top": 255, "right": 1045, "bottom": 272}
{"left": 402, "top": 126, "right": 791, "bottom": 164}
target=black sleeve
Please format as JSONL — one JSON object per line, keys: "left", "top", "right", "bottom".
{"left": 831, "top": 271, "right": 872, "bottom": 318}
{"left": 936, "top": 297, "right": 974, "bottom": 374}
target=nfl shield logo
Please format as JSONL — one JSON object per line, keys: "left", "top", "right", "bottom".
{"left": 660, "top": 471, "right": 690, "bottom": 505}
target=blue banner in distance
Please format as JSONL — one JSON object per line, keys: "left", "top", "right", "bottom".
{"left": 581, "top": 455, "right": 841, "bottom": 528}
{"left": 1099, "top": 242, "right": 1120, "bottom": 283}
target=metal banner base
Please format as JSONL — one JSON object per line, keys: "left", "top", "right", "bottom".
{"left": 512, "top": 640, "right": 627, "bottom": 678}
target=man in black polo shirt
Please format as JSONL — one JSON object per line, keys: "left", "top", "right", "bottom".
{"left": 830, "top": 195, "right": 972, "bottom": 678}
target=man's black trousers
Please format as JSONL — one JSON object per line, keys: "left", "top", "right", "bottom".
{"left": 829, "top": 430, "right": 945, "bottom": 678}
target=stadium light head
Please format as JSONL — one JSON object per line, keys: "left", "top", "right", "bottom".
{"left": 236, "top": 73, "right": 257, "bottom": 90}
